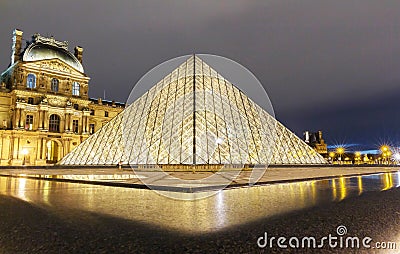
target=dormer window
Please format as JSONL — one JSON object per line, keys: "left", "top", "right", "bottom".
{"left": 27, "top": 74, "right": 36, "bottom": 89}
{"left": 51, "top": 78, "right": 59, "bottom": 92}
{"left": 72, "top": 82, "right": 80, "bottom": 96}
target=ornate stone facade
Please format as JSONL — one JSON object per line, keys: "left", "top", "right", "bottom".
{"left": 0, "top": 29, "right": 124, "bottom": 165}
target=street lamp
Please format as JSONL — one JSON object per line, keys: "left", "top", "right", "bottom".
{"left": 380, "top": 145, "right": 391, "bottom": 165}
{"left": 355, "top": 151, "right": 361, "bottom": 165}
{"left": 328, "top": 152, "right": 335, "bottom": 164}
{"left": 336, "top": 147, "right": 345, "bottom": 164}
{"left": 381, "top": 145, "right": 389, "bottom": 153}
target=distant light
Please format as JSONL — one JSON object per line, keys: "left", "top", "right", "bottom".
{"left": 380, "top": 145, "right": 390, "bottom": 153}
{"left": 393, "top": 153, "right": 400, "bottom": 161}
{"left": 336, "top": 147, "right": 345, "bottom": 154}
{"left": 21, "top": 149, "right": 28, "bottom": 155}
{"left": 216, "top": 138, "right": 223, "bottom": 144}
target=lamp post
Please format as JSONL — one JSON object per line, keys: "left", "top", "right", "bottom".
{"left": 380, "top": 145, "right": 390, "bottom": 165}
{"left": 329, "top": 152, "right": 335, "bottom": 163}
{"left": 336, "top": 147, "right": 345, "bottom": 164}
{"left": 354, "top": 151, "right": 361, "bottom": 165}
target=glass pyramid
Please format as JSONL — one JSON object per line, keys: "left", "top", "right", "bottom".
{"left": 60, "top": 56, "right": 327, "bottom": 166}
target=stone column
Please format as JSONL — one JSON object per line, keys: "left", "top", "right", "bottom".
{"left": 65, "top": 138, "right": 71, "bottom": 154}
{"left": 80, "top": 116, "right": 84, "bottom": 134}
{"left": 18, "top": 108, "right": 23, "bottom": 128}
{"left": 65, "top": 113, "right": 70, "bottom": 132}
{"left": 43, "top": 111, "right": 49, "bottom": 130}
{"left": 38, "top": 111, "right": 42, "bottom": 130}
{"left": 20, "top": 110, "right": 26, "bottom": 129}
{"left": 85, "top": 116, "right": 89, "bottom": 134}
{"left": 82, "top": 110, "right": 90, "bottom": 134}
{"left": 15, "top": 108, "right": 21, "bottom": 128}
{"left": 42, "top": 138, "right": 47, "bottom": 160}
{"left": 36, "top": 139, "right": 41, "bottom": 160}
{"left": 14, "top": 137, "right": 20, "bottom": 159}
{"left": 69, "top": 115, "right": 73, "bottom": 132}
{"left": 9, "top": 136, "right": 14, "bottom": 160}
{"left": 82, "top": 116, "right": 87, "bottom": 133}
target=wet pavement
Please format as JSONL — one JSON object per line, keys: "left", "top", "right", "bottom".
{"left": 0, "top": 166, "right": 398, "bottom": 192}
{"left": 0, "top": 171, "right": 399, "bottom": 253}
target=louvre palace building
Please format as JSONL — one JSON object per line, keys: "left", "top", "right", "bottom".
{"left": 0, "top": 29, "right": 124, "bottom": 165}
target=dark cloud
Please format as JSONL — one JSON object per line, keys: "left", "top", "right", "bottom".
{"left": 1, "top": 0, "right": 399, "bottom": 148}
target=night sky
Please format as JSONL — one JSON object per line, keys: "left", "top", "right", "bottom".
{"left": 1, "top": 0, "right": 400, "bottom": 151}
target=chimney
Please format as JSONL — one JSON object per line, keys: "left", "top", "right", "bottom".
{"left": 74, "top": 46, "right": 83, "bottom": 63}
{"left": 11, "top": 29, "right": 23, "bottom": 64}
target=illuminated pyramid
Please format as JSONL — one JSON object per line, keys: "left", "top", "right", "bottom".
{"left": 60, "top": 56, "right": 327, "bottom": 166}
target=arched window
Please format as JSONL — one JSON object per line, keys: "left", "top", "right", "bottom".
{"left": 49, "top": 114, "right": 61, "bottom": 132}
{"left": 51, "top": 78, "right": 59, "bottom": 92}
{"left": 27, "top": 74, "right": 36, "bottom": 89}
{"left": 72, "top": 82, "right": 80, "bottom": 96}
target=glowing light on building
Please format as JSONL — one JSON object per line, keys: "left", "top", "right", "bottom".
{"left": 21, "top": 148, "right": 29, "bottom": 155}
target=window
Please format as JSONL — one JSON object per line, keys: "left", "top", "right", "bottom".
{"left": 51, "top": 78, "right": 59, "bottom": 92}
{"left": 89, "top": 123, "right": 95, "bottom": 134}
{"left": 27, "top": 74, "right": 36, "bottom": 89}
{"left": 72, "top": 82, "right": 80, "bottom": 96}
{"left": 27, "top": 97, "right": 34, "bottom": 104}
{"left": 72, "top": 119, "right": 79, "bottom": 133}
{"left": 49, "top": 114, "right": 60, "bottom": 132}
{"left": 25, "top": 115, "right": 33, "bottom": 130}
{"left": 90, "top": 110, "right": 95, "bottom": 116}
{"left": 73, "top": 104, "right": 79, "bottom": 110}
{"left": 104, "top": 111, "right": 109, "bottom": 117}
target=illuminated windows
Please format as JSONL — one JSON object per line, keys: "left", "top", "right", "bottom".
{"left": 25, "top": 115, "right": 33, "bottom": 130}
{"left": 27, "top": 74, "right": 36, "bottom": 88}
{"left": 72, "top": 82, "right": 80, "bottom": 96}
{"left": 49, "top": 114, "right": 60, "bottom": 132}
{"left": 51, "top": 78, "right": 59, "bottom": 92}
{"left": 72, "top": 119, "right": 79, "bottom": 133}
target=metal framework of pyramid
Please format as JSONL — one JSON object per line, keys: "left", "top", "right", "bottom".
{"left": 60, "top": 55, "right": 327, "bottom": 166}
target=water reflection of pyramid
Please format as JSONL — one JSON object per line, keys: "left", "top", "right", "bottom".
{"left": 60, "top": 56, "right": 327, "bottom": 166}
